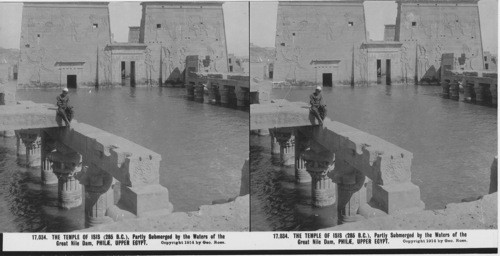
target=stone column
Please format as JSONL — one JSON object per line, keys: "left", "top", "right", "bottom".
{"left": 15, "top": 130, "right": 27, "bottom": 165}
{"left": 19, "top": 129, "right": 42, "bottom": 167}
{"left": 49, "top": 145, "right": 83, "bottom": 209}
{"left": 294, "top": 131, "right": 311, "bottom": 183}
{"left": 218, "top": 85, "right": 229, "bottom": 105}
{"left": 274, "top": 130, "right": 295, "bottom": 166}
{"left": 474, "top": 80, "right": 484, "bottom": 104}
{"left": 194, "top": 83, "right": 204, "bottom": 102}
{"left": 489, "top": 82, "right": 497, "bottom": 106}
{"left": 449, "top": 79, "right": 459, "bottom": 101}
{"left": 269, "top": 129, "right": 281, "bottom": 156}
{"left": 186, "top": 83, "right": 195, "bottom": 99}
{"left": 464, "top": 80, "right": 474, "bottom": 102}
{"left": 79, "top": 164, "right": 114, "bottom": 228}
{"left": 441, "top": 79, "right": 450, "bottom": 99}
{"left": 40, "top": 131, "right": 58, "bottom": 185}
{"left": 334, "top": 167, "right": 366, "bottom": 224}
{"left": 302, "top": 149, "right": 336, "bottom": 207}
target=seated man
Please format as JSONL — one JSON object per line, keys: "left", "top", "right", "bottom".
{"left": 310, "top": 86, "right": 327, "bottom": 125}
{"left": 56, "top": 88, "right": 73, "bottom": 127}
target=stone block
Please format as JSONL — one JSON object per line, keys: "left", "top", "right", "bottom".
{"left": 372, "top": 182, "right": 424, "bottom": 214}
{"left": 120, "top": 184, "right": 173, "bottom": 217}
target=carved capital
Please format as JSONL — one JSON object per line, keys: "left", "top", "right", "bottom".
{"left": 302, "top": 149, "right": 335, "bottom": 177}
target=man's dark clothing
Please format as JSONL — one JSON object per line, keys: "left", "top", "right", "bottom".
{"left": 310, "top": 92, "right": 327, "bottom": 123}
{"left": 57, "top": 94, "right": 73, "bottom": 125}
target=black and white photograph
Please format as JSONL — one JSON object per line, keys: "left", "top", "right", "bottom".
{"left": 0, "top": 0, "right": 249, "bottom": 233}
{"left": 249, "top": 0, "right": 498, "bottom": 233}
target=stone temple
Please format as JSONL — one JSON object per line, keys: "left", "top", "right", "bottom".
{"left": 273, "top": 0, "right": 484, "bottom": 86}
{"left": 17, "top": 1, "right": 228, "bottom": 88}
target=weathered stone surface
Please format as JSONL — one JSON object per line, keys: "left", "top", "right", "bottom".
{"left": 321, "top": 193, "right": 497, "bottom": 231}
{"left": 0, "top": 102, "right": 64, "bottom": 131}
{"left": 250, "top": 101, "right": 319, "bottom": 130}
{"left": 80, "top": 195, "right": 249, "bottom": 232}
{"left": 120, "top": 184, "right": 173, "bottom": 217}
{"left": 239, "top": 159, "right": 249, "bottom": 196}
{"left": 372, "top": 182, "right": 425, "bottom": 214}
{"left": 47, "top": 121, "right": 162, "bottom": 187}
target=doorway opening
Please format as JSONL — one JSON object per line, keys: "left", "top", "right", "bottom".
{"left": 67, "top": 75, "right": 77, "bottom": 88}
{"left": 121, "top": 61, "right": 126, "bottom": 79}
{"left": 322, "top": 73, "right": 333, "bottom": 87}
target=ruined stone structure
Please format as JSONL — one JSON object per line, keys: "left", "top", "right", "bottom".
{"left": 273, "top": 1, "right": 367, "bottom": 85}
{"left": 18, "top": 2, "right": 112, "bottom": 88}
{"left": 139, "top": 2, "right": 228, "bottom": 85}
{"left": 395, "top": 0, "right": 483, "bottom": 83}
{"left": 273, "top": 0, "right": 485, "bottom": 85}
{"left": 251, "top": 101, "right": 425, "bottom": 222}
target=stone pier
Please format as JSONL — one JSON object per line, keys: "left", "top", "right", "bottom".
{"left": 269, "top": 129, "right": 281, "bottom": 156}
{"left": 274, "top": 129, "right": 295, "bottom": 166}
{"left": 80, "top": 164, "right": 114, "bottom": 228}
{"left": 194, "top": 83, "right": 204, "bottom": 102}
{"left": 49, "top": 145, "right": 83, "bottom": 209}
{"left": 40, "top": 131, "right": 58, "bottom": 185}
{"left": 251, "top": 101, "right": 425, "bottom": 216}
{"left": 302, "top": 149, "right": 336, "bottom": 207}
{"left": 19, "top": 129, "right": 42, "bottom": 167}
{"left": 441, "top": 67, "right": 497, "bottom": 106}
{"left": 294, "top": 130, "right": 311, "bottom": 183}
{"left": 15, "top": 130, "right": 27, "bottom": 164}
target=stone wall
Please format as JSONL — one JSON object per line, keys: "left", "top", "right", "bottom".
{"left": 273, "top": 1, "right": 366, "bottom": 85}
{"left": 139, "top": 2, "right": 228, "bottom": 85}
{"left": 18, "top": 2, "right": 111, "bottom": 88}
{"left": 395, "top": 0, "right": 483, "bottom": 82}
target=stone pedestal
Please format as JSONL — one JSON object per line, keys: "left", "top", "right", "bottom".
{"left": 275, "top": 130, "right": 295, "bottom": 166}
{"left": 464, "top": 81, "right": 474, "bottom": 102}
{"left": 441, "top": 80, "right": 450, "bottom": 99}
{"left": 372, "top": 182, "right": 425, "bottom": 214}
{"left": 194, "top": 83, "right": 204, "bottom": 102}
{"left": 186, "top": 83, "right": 195, "bottom": 99}
{"left": 1, "top": 130, "right": 15, "bottom": 137}
{"left": 120, "top": 184, "right": 174, "bottom": 217}
{"left": 474, "top": 81, "right": 484, "bottom": 104}
{"left": 336, "top": 169, "right": 366, "bottom": 224}
{"left": 449, "top": 80, "right": 459, "bottom": 101}
{"left": 294, "top": 131, "right": 311, "bottom": 183}
{"left": 49, "top": 148, "right": 83, "bottom": 209}
{"left": 41, "top": 132, "right": 58, "bottom": 185}
{"left": 19, "top": 129, "right": 41, "bottom": 167}
{"left": 80, "top": 164, "right": 114, "bottom": 228}
{"left": 302, "top": 149, "right": 336, "bottom": 207}
{"left": 218, "top": 86, "right": 229, "bottom": 105}
{"left": 490, "top": 83, "right": 497, "bottom": 106}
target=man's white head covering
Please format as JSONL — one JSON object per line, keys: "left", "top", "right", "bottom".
{"left": 316, "top": 86, "right": 322, "bottom": 91}
{"left": 63, "top": 88, "right": 69, "bottom": 92}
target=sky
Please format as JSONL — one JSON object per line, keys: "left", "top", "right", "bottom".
{"left": 0, "top": 1, "right": 249, "bottom": 56}
{"left": 250, "top": 0, "right": 498, "bottom": 54}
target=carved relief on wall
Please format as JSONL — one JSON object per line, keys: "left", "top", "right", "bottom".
{"left": 25, "top": 47, "right": 53, "bottom": 84}
{"left": 355, "top": 46, "right": 368, "bottom": 82}
{"left": 99, "top": 49, "right": 112, "bottom": 83}
{"left": 400, "top": 44, "right": 413, "bottom": 80}
{"left": 144, "top": 47, "right": 156, "bottom": 82}
{"left": 279, "top": 46, "right": 303, "bottom": 80}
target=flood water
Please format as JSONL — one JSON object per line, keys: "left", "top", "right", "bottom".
{"left": 0, "top": 85, "right": 248, "bottom": 232}
{"left": 250, "top": 84, "right": 497, "bottom": 231}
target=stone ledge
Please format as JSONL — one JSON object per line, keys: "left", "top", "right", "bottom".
{"left": 0, "top": 102, "right": 65, "bottom": 131}
{"left": 79, "top": 195, "right": 250, "bottom": 232}
{"left": 250, "top": 101, "right": 320, "bottom": 130}
{"left": 320, "top": 193, "right": 497, "bottom": 231}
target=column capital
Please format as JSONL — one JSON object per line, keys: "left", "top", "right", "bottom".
{"left": 48, "top": 151, "right": 82, "bottom": 176}
{"left": 302, "top": 149, "right": 335, "bottom": 176}
{"left": 79, "top": 164, "right": 113, "bottom": 193}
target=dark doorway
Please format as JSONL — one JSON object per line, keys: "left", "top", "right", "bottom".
{"left": 386, "top": 59, "right": 391, "bottom": 85}
{"left": 269, "top": 71, "right": 273, "bottom": 79}
{"left": 376, "top": 59, "right": 382, "bottom": 84}
{"left": 67, "top": 75, "right": 77, "bottom": 88}
{"left": 121, "top": 61, "right": 126, "bottom": 79}
{"left": 229, "top": 66, "right": 233, "bottom": 72}
{"left": 322, "top": 73, "right": 333, "bottom": 87}
{"left": 130, "top": 61, "right": 136, "bottom": 86}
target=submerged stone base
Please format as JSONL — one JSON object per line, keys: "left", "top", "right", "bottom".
{"left": 321, "top": 192, "right": 497, "bottom": 231}
{"left": 79, "top": 195, "right": 249, "bottom": 232}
